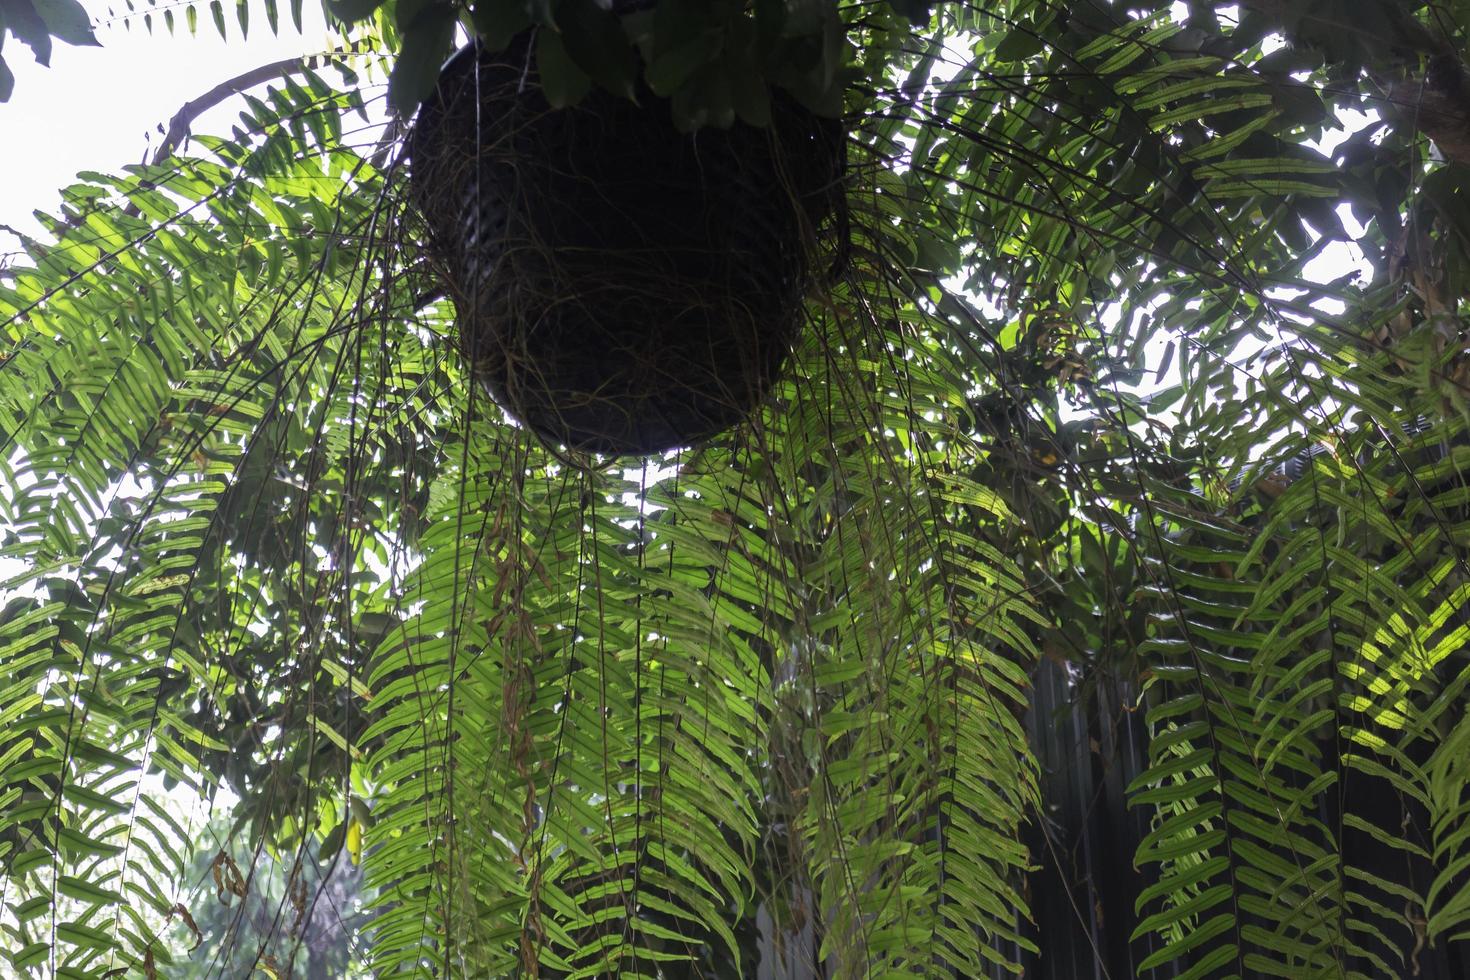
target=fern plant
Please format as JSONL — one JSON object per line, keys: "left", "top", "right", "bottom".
{"left": 2, "top": 0, "right": 1470, "bottom": 977}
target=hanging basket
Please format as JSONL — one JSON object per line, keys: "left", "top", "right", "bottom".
{"left": 408, "top": 38, "right": 846, "bottom": 456}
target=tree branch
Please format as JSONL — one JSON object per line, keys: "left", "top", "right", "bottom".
{"left": 151, "top": 56, "right": 321, "bottom": 165}
{"left": 1387, "top": 55, "right": 1470, "bottom": 166}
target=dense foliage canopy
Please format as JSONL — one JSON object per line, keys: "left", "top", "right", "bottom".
{"left": 3, "top": 0, "right": 1470, "bottom": 976}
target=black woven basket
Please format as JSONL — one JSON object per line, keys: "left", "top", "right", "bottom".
{"left": 409, "top": 37, "right": 846, "bottom": 455}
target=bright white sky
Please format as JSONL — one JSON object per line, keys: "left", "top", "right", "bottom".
{"left": 0, "top": 0, "right": 341, "bottom": 248}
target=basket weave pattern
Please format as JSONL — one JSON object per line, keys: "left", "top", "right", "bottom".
{"left": 410, "top": 39, "right": 845, "bottom": 455}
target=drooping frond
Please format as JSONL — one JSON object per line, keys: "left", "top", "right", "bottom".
{"left": 2, "top": 1, "right": 1470, "bottom": 977}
